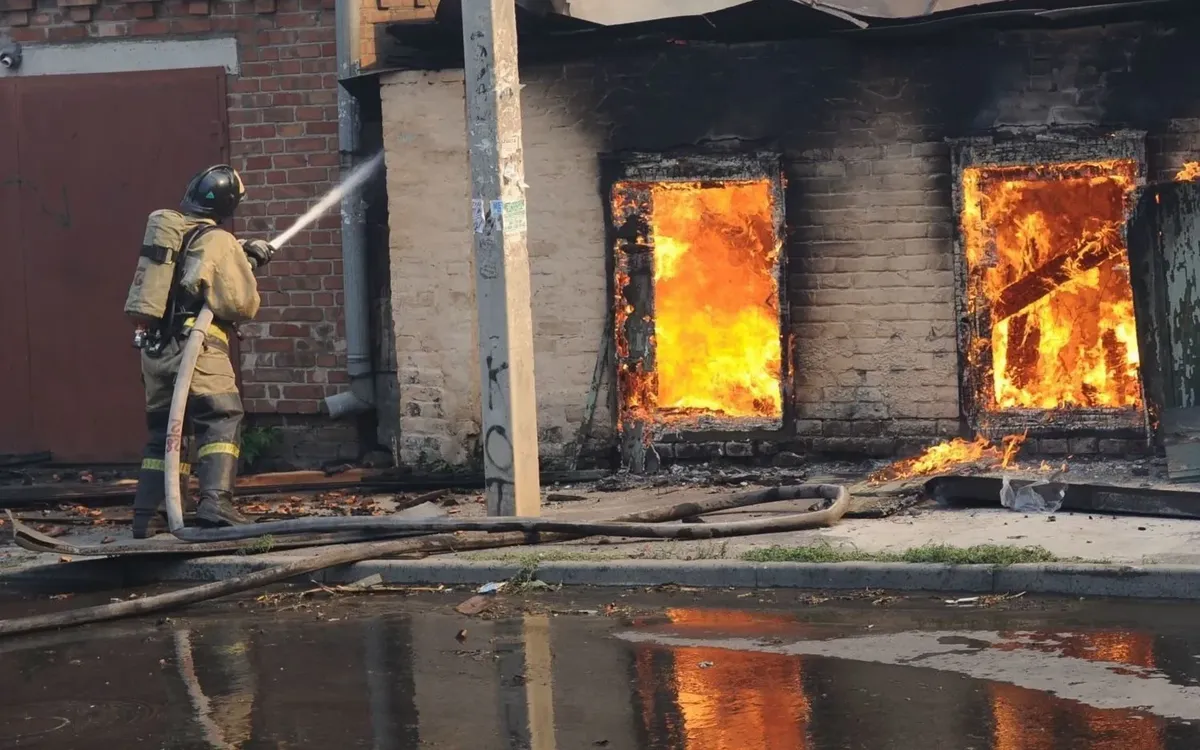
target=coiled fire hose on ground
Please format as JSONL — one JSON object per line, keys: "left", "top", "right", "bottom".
{"left": 0, "top": 484, "right": 850, "bottom": 637}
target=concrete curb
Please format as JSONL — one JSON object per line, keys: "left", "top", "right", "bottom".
{"left": 4, "top": 556, "right": 1191, "bottom": 600}
{"left": 100, "top": 559, "right": 1200, "bottom": 600}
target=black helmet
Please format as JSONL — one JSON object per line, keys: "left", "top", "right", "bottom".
{"left": 180, "top": 164, "right": 246, "bottom": 221}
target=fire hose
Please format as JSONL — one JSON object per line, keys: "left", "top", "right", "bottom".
{"left": 162, "top": 304, "right": 215, "bottom": 532}
{"left": 0, "top": 485, "right": 849, "bottom": 637}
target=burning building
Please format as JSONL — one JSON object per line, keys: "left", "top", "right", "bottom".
{"left": 372, "top": 0, "right": 1200, "bottom": 470}
{"left": 952, "top": 136, "right": 1147, "bottom": 439}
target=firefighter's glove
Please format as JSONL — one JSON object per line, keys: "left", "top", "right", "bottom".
{"left": 240, "top": 239, "right": 275, "bottom": 270}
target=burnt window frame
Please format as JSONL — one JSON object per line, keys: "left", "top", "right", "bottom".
{"left": 947, "top": 129, "right": 1149, "bottom": 441}
{"left": 600, "top": 150, "right": 791, "bottom": 472}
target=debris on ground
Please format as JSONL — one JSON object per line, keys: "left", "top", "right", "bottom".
{"left": 1000, "top": 477, "right": 1066, "bottom": 514}
{"left": 455, "top": 595, "right": 494, "bottom": 617}
{"left": 945, "top": 596, "right": 981, "bottom": 607}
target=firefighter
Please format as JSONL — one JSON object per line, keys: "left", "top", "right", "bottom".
{"left": 128, "top": 165, "right": 274, "bottom": 538}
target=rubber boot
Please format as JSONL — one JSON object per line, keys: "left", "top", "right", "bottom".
{"left": 195, "top": 451, "right": 249, "bottom": 527}
{"left": 133, "top": 470, "right": 193, "bottom": 539}
{"left": 132, "top": 470, "right": 167, "bottom": 540}
{"left": 197, "top": 490, "right": 250, "bottom": 527}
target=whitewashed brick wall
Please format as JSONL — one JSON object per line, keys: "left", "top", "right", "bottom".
{"left": 381, "top": 70, "right": 610, "bottom": 467}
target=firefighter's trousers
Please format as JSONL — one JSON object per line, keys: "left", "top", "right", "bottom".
{"left": 132, "top": 322, "right": 244, "bottom": 525}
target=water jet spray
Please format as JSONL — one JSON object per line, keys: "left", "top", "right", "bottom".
{"left": 162, "top": 154, "right": 384, "bottom": 532}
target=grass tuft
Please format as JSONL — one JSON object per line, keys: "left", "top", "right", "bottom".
{"left": 742, "top": 542, "right": 1062, "bottom": 566}
{"left": 238, "top": 534, "right": 276, "bottom": 556}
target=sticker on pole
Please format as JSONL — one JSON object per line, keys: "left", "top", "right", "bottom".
{"left": 472, "top": 199, "right": 486, "bottom": 234}
{"left": 489, "top": 199, "right": 504, "bottom": 232}
{"left": 502, "top": 200, "right": 527, "bottom": 234}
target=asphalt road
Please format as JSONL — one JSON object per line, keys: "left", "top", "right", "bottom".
{"left": 0, "top": 588, "right": 1198, "bottom": 748}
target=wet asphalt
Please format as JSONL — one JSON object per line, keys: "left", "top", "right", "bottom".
{"left": 0, "top": 588, "right": 1198, "bottom": 749}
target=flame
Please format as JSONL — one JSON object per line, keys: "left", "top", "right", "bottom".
{"left": 1176, "top": 162, "right": 1200, "bottom": 181}
{"left": 961, "top": 161, "right": 1142, "bottom": 411}
{"left": 871, "top": 434, "right": 1025, "bottom": 481}
{"left": 614, "top": 180, "right": 783, "bottom": 423}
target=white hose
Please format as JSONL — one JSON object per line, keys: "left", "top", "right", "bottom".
{"left": 163, "top": 305, "right": 214, "bottom": 532}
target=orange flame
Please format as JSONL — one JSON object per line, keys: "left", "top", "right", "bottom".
{"left": 615, "top": 180, "right": 783, "bottom": 423}
{"left": 871, "top": 434, "right": 1025, "bottom": 482}
{"left": 961, "top": 161, "right": 1141, "bottom": 411}
{"left": 1176, "top": 162, "right": 1200, "bottom": 181}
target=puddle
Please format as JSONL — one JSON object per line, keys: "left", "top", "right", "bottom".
{"left": 0, "top": 593, "right": 1198, "bottom": 748}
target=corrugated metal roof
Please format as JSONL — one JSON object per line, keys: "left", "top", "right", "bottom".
{"left": 541, "top": 0, "right": 1147, "bottom": 26}
{"left": 822, "top": 0, "right": 1024, "bottom": 19}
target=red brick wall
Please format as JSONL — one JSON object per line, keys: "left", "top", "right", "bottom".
{"left": 2, "top": 0, "right": 347, "bottom": 424}
{"left": 358, "top": 0, "right": 436, "bottom": 70}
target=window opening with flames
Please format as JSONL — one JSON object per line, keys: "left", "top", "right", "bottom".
{"left": 960, "top": 159, "right": 1143, "bottom": 417}
{"left": 612, "top": 177, "right": 785, "bottom": 434}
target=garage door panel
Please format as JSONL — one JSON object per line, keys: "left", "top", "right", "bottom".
{"left": 17, "top": 68, "right": 227, "bottom": 462}
{"left": 0, "top": 79, "right": 34, "bottom": 455}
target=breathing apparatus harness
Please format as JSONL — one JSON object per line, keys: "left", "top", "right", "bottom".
{"left": 133, "top": 223, "right": 217, "bottom": 357}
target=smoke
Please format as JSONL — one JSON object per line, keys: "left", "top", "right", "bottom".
{"left": 269, "top": 152, "right": 384, "bottom": 249}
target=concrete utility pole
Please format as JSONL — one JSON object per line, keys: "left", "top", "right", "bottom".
{"left": 461, "top": 0, "right": 541, "bottom": 516}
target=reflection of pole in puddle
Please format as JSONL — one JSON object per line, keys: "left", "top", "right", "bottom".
{"left": 364, "top": 617, "right": 420, "bottom": 750}
{"left": 173, "top": 628, "right": 256, "bottom": 749}
{"left": 496, "top": 614, "right": 558, "bottom": 750}
{"left": 366, "top": 619, "right": 396, "bottom": 750}
{"left": 524, "top": 614, "right": 556, "bottom": 750}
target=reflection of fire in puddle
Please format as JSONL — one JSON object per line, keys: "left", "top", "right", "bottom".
{"left": 991, "top": 681, "right": 1163, "bottom": 750}
{"left": 619, "top": 626, "right": 1200, "bottom": 729}
{"left": 627, "top": 622, "right": 1193, "bottom": 750}
{"left": 988, "top": 630, "right": 1163, "bottom": 750}
{"left": 993, "top": 630, "right": 1157, "bottom": 671}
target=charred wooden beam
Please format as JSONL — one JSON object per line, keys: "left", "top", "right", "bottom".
{"left": 992, "top": 230, "right": 1123, "bottom": 323}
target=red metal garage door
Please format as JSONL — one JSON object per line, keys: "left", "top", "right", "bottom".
{"left": 0, "top": 68, "right": 229, "bottom": 463}
{"left": 0, "top": 79, "right": 34, "bottom": 457}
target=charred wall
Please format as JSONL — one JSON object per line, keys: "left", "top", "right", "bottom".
{"left": 382, "top": 17, "right": 1200, "bottom": 467}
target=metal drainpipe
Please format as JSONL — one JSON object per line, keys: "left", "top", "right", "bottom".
{"left": 326, "top": 0, "right": 375, "bottom": 418}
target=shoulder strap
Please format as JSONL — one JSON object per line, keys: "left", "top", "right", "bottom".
{"left": 159, "top": 224, "right": 217, "bottom": 334}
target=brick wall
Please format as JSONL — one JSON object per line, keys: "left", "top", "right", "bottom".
{"left": 382, "top": 18, "right": 1200, "bottom": 465}
{"left": 2, "top": 0, "right": 362, "bottom": 464}
{"left": 357, "top": 0, "right": 435, "bottom": 70}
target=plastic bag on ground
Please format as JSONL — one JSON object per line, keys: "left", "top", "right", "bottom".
{"left": 1000, "top": 477, "right": 1065, "bottom": 513}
